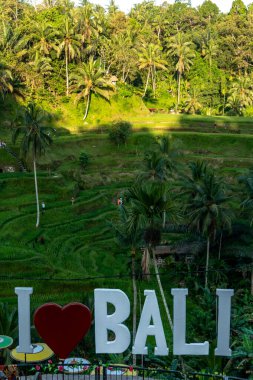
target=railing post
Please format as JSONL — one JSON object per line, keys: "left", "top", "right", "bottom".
{"left": 95, "top": 366, "right": 100, "bottom": 380}
{"left": 103, "top": 366, "right": 107, "bottom": 380}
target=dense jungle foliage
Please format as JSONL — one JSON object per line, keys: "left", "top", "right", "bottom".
{"left": 2, "top": 0, "right": 253, "bottom": 117}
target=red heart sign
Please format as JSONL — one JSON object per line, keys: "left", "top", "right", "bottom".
{"left": 34, "top": 303, "right": 92, "bottom": 359}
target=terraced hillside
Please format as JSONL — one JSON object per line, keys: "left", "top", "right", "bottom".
{"left": 1, "top": 128, "right": 253, "bottom": 306}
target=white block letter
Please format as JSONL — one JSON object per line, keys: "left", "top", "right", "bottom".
{"left": 132, "top": 290, "right": 168, "bottom": 355}
{"left": 95, "top": 289, "right": 130, "bottom": 353}
{"left": 15, "top": 287, "right": 33, "bottom": 353}
{"left": 171, "top": 289, "right": 209, "bottom": 355}
{"left": 215, "top": 289, "right": 234, "bottom": 356}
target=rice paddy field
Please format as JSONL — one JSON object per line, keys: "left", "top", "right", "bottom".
{"left": 1, "top": 116, "right": 253, "bottom": 302}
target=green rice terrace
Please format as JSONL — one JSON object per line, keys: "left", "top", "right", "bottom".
{"left": 0, "top": 104, "right": 252, "bottom": 375}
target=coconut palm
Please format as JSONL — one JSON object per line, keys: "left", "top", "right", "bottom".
{"left": 140, "top": 151, "right": 168, "bottom": 182}
{"left": 57, "top": 17, "right": 81, "bottom": 96}
{"left": 12, "top": 103, "right": 54, "bottom": 228}
{"left": 70, "top": 56, "right": 115, "bottom": 120}
{"left": 15, "top": 21, "right": 59, "bottom": 59}
{"left": 125, "top": 182, "right": 174, "bottom": 332}
{"left": 184, "top": 89, "right": 202, "bottom": 114}
{"left": 138, "top": 43, "right": 167, "bottom": 97}
{"left": 202, "top": 35, "right": 218, "bottom": 79}
{"left": 74, "top": 2, "right": 102, "bottom": 47}
{"left": 182, "top": 164, "right": 233, "bottom": 288}
{"left": 227, "top": 76, "right": 253, "bottom": 114}
{"left": 167, "top": 32, "right": 195, "bottom": 110}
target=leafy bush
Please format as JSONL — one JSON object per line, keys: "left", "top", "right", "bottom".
{"left": 79, "top": 152, "right": 89, "bottom": 169}
{"left": 108, "top": 120, "right": 132, "bottom": 146}
{"left": 243, "top": 106, "right": 253, "bottom": 117}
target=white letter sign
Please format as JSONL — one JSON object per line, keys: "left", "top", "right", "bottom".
{"left": 132, "top": 290, "right": 168, "bottom": 355}
{"left": 95, "top": 289, "right": 130, "bottom": 353}
{"left": 171, "top": 289, "right": 209, "bottom": 355}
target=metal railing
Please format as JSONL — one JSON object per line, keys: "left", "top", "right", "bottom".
{"left": 0, "top": 363, "right": 248, "bottom": 380}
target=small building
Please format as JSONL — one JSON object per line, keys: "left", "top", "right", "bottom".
{"left": 0, "top": 166, "right": 15, "bottom": 173}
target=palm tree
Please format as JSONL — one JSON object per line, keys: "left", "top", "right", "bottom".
{"left": 184, "top": 89, "right": 202, "bottom": 114}
{"left": 202, "top": 35, "right": 218, "bottom": 79}
{"left": 15, "top": 21, "right": 59, "bottom": 59}
{"left": 156, "top": 135, "right": 181, "bottom": 174}
{"left": 140, "top": 151, "right": 168, "bottom": 182}
{"left": 125, "top": 182, "right": 174, "bottom": 332}
{"left": 167, "top": 32, "right": 195, "bottom": 111}
{"left": 226, "top": 76, "right": 253, "bottom": 114}
{"left": 138, "top": 43, "right": 167, "bottom": 97}
{"left": 12, "top": 103, "right": 54, "bottom": 228}
{"left": 113, "top": 206, "right": 143, "bottom": 365}
{"left": 238, "top": 168, "right": 253, "bottom": 294}
{"left": 182, "top": 164, "right": 233, "bottom": 288}
{"left": 57, "top": 17, "right": 81, "bottom": 96}
{"left": 74, "top": 1, "right": 102, "bottom": 48}
{"left": 70, "top": 56, "right": 115, "bottom": 120}
{"left": 0, "top": 63, "right": 13, "bottom": 99}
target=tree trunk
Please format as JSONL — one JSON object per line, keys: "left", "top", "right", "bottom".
{"left": 132, "top": 249, "right": 137, "bottom": 366}
{"left": 152, "top": 248, "right": 173, "bottom": 332}
{"left": 152, "top": 66, "right": 157, "bottom": 97}
{"left": 142, "top": 68, "right": 150, "bottom": 98}
{"left": 65, "top": 47, "right": 69, "bottom": 96}
{"left": 162, "top": 193, "right": 166, "bottom": 229}
{"left": 34, "top": 159, "right": 40, "bottom": 228}
{"left": 218, "top": 231, "right": 223, "bottom": 260}
{"left": 83, "top": 93, "right": 91, "bottom": 120}
{"left": 177, "top": 71, "right": 181, "bottom": 112}
{"left": 251, "top": 264, "right": 253, "bottom": 296}
{"left": 205, "top": 237, "right": 210, "bottom": 288}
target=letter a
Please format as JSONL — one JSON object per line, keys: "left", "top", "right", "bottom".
{"left": 132, "top": 290, "right": 168, "bottom": 355}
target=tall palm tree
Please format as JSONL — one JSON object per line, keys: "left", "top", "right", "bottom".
{"left": 113, "top": 206, "right": 143, "bottom": 365}
{"left": 139, "top": 43, "right": 167, "bottom": 97}
{"left": 182, "top": 164, "right": 232, "bottom": 288}
{"left": 167, "top": 32, "right": 195, "bottom": 110}
{"left": 70, "top": 56, "right": 114, "bottom": 120}
{"left": 125, "top": 182, "right": 174, "bottom": 332}
{"left": 202, "top": 34, "right": 218, "bottom": 79}
{"left": 57, "top": 17, "right": 81, "bottom": 96}
{"left": 12, "top": 103, "right": 54, "bottom": 228}
{"left": 74, "top": 2, "right": 102, "bottom": 48}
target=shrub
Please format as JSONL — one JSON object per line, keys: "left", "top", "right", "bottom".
{"left": 108, "top": 120, "right": 133, "bottom": 146}
{"left": 79, "top": 152, "right": 89, "bottom": 169}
